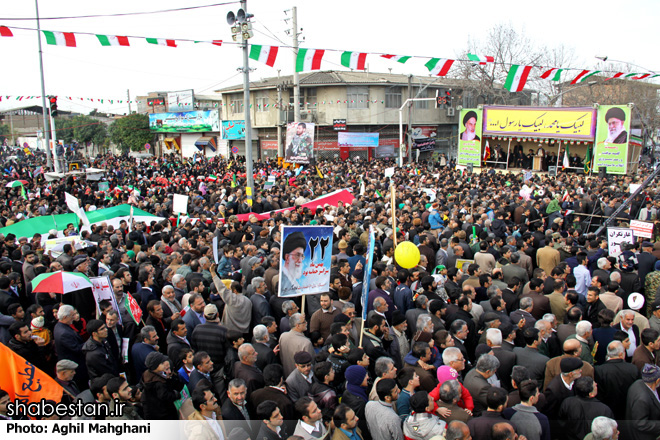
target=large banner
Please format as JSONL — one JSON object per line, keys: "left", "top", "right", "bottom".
{"left": 90, "top": 275, "right": 122, "bottom": 324}
{"left": 338, "top": 132, "right": 380, "bottom": 148}
{"left": 458, "top": 108, "right": 482, "bottom": 166}
{"left": 361, "top": 226, "right": 376, "bottom": 320}
{"left": 222, "top": 120, "right": 246, "bottom": 140}
{"left": 594, "top": 105, "right": 631, "bottom": 175}
{"left": 607, "top": 227, "right": 634, "bottom": 257}
{"left": 279, "top": 226, "right": 333, "bottom": 297}
{"left": 149, "top": 110, "right": 220, "bottom": 133}
{"left": 285, "top": 122, "right": 315, "bottom": 164}
{"left": 483, "top": 106, "right": 596, "bottom": 140}
{"left": 167, "top": 89, "right": 194, "bottom": 112}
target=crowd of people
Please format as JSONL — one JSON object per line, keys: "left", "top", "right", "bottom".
{"left": 0, "top": 147, "right": 659, "bottom": 440}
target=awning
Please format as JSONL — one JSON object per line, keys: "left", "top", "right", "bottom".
{"left": 164, "top": 137, "right": 180, "bottom": 151}
{"left": 195, "top": 136, "right": 217, "bottom": 152}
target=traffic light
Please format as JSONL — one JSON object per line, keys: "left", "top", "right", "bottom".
{"left": 446, "top": 89, "right": 452, "bottom": 106}
{"left": 49, "top": 96, "right": 58, "bottom": 117}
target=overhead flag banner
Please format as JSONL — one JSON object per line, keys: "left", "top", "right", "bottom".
{"left": 146, "top": 38, "right": 177, "bottom": 47}
{"left": 425, "top": 58, "right": 454, "bottom": 77}
{"left": 593, "top": 105, "right": 631, "bottom": 175}
{"left": 279, "top": 226, "right": 333, "bottom": 297}
{"left": 341, "top": 51, "right": 367, "bottom": 70}
{"left": 0, "top": 26, "right": 13, "bottom": 37}
{"left": 467, "top": 53, "right": 494, "bottom": 64}
{"left": 457, "top": 108, "right": 483, "bottom": 167}
{"left": 571, "top": 69, "right": 601, "bottom": 84}
{"left": 504, "top": 65, "right": 533, "bottom": 92}
{"left": 296, "top": 48, "right": 325, "bottom": 72}
{"left": 96, "top": 34, "right": 130, "bottom": 47}
{"left": 249, "top": 44, "right": 279, "bottom": 67}
{"left": 541, "top": 68, "right": 563, "bottom": 81}
{"left": 483, "top": 106, "right": 596, "bottom": 140}
{"left": 42, "top": 31, "right": 76, "bottom": 47}
{"left": 285, "top": 122, "right": 315, "bottom": 164}
{"left": 381, "top": 54, "right": 411, "bottom": 63}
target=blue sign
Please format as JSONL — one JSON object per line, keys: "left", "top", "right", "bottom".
{"left": 338, "top": 132, "right": 380, "bottom": 147}
{"left": 222, "top": 120, "right": 246, "bottom": 140}
{"left": 278, "top": 226, "right": 334, "bottom": 298}
{"left": 361, "top": 226, "right": 376, "bottom": 320}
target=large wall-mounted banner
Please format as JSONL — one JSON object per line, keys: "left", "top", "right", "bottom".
{"left": 222, "top": 120, "right": 246, "bottom": 140}
{"left": 279, "top": 226, "right": 333, "bottom": 297}
{"left": 593, "top": 105, "right": 631, "bottom": 175}
{"left": 338, "top": 132, "right": 380, "bottom": 147}
{"left": 458, "top": 108, "right": 482, "bottom": 166}
{"left": 285, "top": 122, "right": 315, "bottom": 164}
{"left": 483, "top": 106, "right": 596, "bottom": 140}
{"left": 167, "top": 90, "right": 194, "bottom": 112}
{"left": 149, "top": 110, "right": 220, "bottom": 133}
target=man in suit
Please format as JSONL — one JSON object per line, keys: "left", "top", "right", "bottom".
{"left": 250, "top": 277, "right": 271, "bottom": 328}
{"left": 53, "top": 305, "right": 88, "bottom": 388}
{"left": 546, "top": 280, "right": 568, "bottom": 325}
{"left": 251, "top": 364, "right": 296, "bottom": 433}
{"left": 637, "top": 242, "right": 658, "bottom": 293}
{"left": 543, "top": 338, "right": 595, "bottom": 390}
{"left": 502, "top": 253, "right": 529, "bottom": 286}
{"left": 632, "top": 328, "right": 660, "bottom": 371}
{"left": 487, "top": 328, "right": 516, "bottom": 392}
{"left": 624, "top": 364, "right": 660, "bottom": 440}
{"left": 0, "top": 276, "right": 19, "bottom": 315}
{"left": 595, "top": 340, "right": 640, "bottom": 421}
{"left": 510, "top": 297, "right": 536, "bottom": 331}
{"left": 615, "top": 309, "right": 641, "bottom": 360}
{"left": 182, "top": 293, "right": 206, "bottom": 337}
{"left": 463, "top": 354, "right": 500, "bottom": 417}
{"left": 521, "top": 278, "right": 551, "bottom": 320}
{"left": 253, "top": 324, "right": 279, "bottom": 371}
{"left": 544, "top": 357, "right": 581, "bottom": 429}
{"left": 234, "top": 343, "right": 265, "bottom": 400}
{"left": 513, "top": 327, "right": 549, "bottom": 387}
{"left": 285, "top": 351, "right": 314, "bottom": 403}
{"left": 188, "top": 351, "right": 216, "bottom": 394}
{"left": 435, "top": 379, "right": 472, "bottom": 424}
{"left": 222, "top": 378, "right": 254, "bottom": 436}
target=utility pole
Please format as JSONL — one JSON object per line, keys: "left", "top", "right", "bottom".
{"left": 127, "top": 89, "right": 132, "bottom": 113}
{"left": 35, "top": 0, "right": 52, "bottom": 170}
{"left": 241, "top": 0, "right": 254, "bottom": 206}
{"left": 292, "top": 6, "right": 301, "bottom": 123}
{"left": 277, "top": 81, "right": 283, "bottom": 158}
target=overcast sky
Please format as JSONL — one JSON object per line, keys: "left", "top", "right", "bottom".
{"left": 1, "top": 0, "right": 658, "bottom": 115}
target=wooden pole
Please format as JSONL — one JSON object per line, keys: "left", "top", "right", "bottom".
{"left": 358, "top": 318, "right": 365, "bottom": 348}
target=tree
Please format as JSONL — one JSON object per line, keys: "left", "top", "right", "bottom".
{"left": 55, "top": 118, "right": 76, "bottom": 144}
{"left": 0, "top": 124, "right": 11, "bottom": 146}
{"left": 109, "top": 113, "right": 153, "bottom": 152}
{"left": 72, "top": 115, "right": 108, "bottom": 154}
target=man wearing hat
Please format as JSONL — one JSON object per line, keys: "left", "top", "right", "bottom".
{"left": 603, "top": 107, "right": 628, "bottom": 144}
{"left": 280, "top": 231, "right": 308, "bottom": 296}
{"left": 460, "top": 111, "right": 480, "bottom": 142}
{"left": 624, "top": 364, "right": 660, "bottom": 440}
{"left": 649, "top": 300, "right": 660, "bottom": 333}
{"left": 141, "top": 351, "right": 184, "bottom": 420}
{"left": 286, "top": 351, "right": 314, "bottom": 403}
{"left": 544, "top": 357, "right": 582, "bottom": 423}
{"left": 55, "top": 359, "right": 80, "bottom": 402}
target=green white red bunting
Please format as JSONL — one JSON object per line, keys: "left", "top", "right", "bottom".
{"left": 249, "top": 44, "right": 279, "bottom": 67}
{"left": 425, "top": 58, "right": 454, "bottom": 76}
{"left": 96, "top": 34, "right": 130, "bottom": 47}
{"left": 504, "top": 64, "right": 533, "bottom": 92}
{"left": 296, "top": 48, "right": 325, "bottom": 72}
{"left": 146, "top": 38, "right": 176, "bottom": 47}
{"left": 571, "top": 69, "right": 601, "bottom": 84}
{"left": 468, "top": 53, "right": 494, "bottom": 64}
{"left": 540, "top": 68, "right": 563, "bottom": 81}
{"left": 381, "top": 54, "right": 411, "bottom": 63}
{"left": 43, "top": 31, "right": 76, "bottom": 47}
{"left": 341, "top": 51, "right": 367, "bottom": 70}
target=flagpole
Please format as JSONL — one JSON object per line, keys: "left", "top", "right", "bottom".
{"left": 556, "top": 140, "right": 562, "bottom": 170}
{"left": 390, "top": 181, "right": 397, "bottom": 247}
{"left": 35, "top": 0, "right": 52, "bottom": 171}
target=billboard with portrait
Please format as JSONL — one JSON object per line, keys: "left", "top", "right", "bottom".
{"left": 279, "top": 226, "right": 333, "bottom": 297}
{"left": 457, "top": 108, "right": 483, "bottom": 166}
{"left": 285, "top": 122, "right": 315, "bottom": 164}
{"left": 593, "top": 105, "right": 631, "bottom": 175}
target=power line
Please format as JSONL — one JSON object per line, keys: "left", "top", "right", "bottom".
{"left": 0, "top": 2, "right": 239, "bottom": 21}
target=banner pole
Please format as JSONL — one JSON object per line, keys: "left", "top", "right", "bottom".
{"left": 358, "top": 318, "right": 365, "bottom": 348}
{"left": 301, "top": 294, "right": 305, "bottom": 317}
{"left": 391, "top": 181, "right": 397, "bottom": 248}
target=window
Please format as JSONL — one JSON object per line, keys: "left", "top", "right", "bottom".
{"left": 414, "top": 87, "right": 429, "bottom": 109}
{"left": 255, "top": 93, "right": 269, "bottom": 112}
{"left": 347, "top": 86, "right": 369, "bottom": 109}
{"left": 305, "top": 88, "right": 317, "bottom": 109}
{"left": 386, "top": 87, "right": 402, "bottom": 109}
{"left": 230, "top": 98, "right": 243, "bottom": 113}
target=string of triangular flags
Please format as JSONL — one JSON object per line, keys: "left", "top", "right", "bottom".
{"left": 1, "top": 24, "right": 658, "bottom": 90}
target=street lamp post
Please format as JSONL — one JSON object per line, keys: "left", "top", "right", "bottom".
{"left": 35, "top": 0, "right": 52, "bottom": 170}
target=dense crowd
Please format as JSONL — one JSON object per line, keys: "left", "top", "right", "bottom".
{"left": 0, "top": 147, "right": 659, "bottom": 440}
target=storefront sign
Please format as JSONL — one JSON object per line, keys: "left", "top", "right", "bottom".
{"left": 458, "top": 108, "right": 482, "bottom": 167}
{"left": 483, "top": 106, "right": 596, "bottom": 140}
{"left": 147, "top": 97, "right": 165, "bottom": 106}
{"left": 261, "top": 140, "right": 278, "bottom": 150}
{"left": 333, "top": 119, "right": 347, "bottom": 131}
{"left": 338, "top": 132, "right": 380, "bottom": 147}
{"left": 413, "top": 138, "right": 436, "bottom": 152}
{"left": 593, "top": 105, "right": 631, "bottom": 175}
{"left": 149, "top": 110, "right": 220, "bottom": 133}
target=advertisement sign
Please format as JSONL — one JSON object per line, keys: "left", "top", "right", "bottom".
{"left": 412, "top": 126, "right": 437, "bottom": 139}
{"left": 361, "top": 226, "right": 376, "bottom": 320}
{"left": 285, "top": 122, "right": 315, "bottom": 164}
{"left": 375, "top": 139, "right": 397, "bottom": 158}
{"left": 458, "top": 108, "right": 482, "bottom": 166}
{"left": 333, "top": 119, "right": 347, "bottom": 131}
{"left": 147, "top": 97, "right": 165, "bottom": 106}
{"left": 222, "top": 120, "right": 246, "bottom": 140}
{"left": 167, "top": 90, "right": 194, "bottom": 112}
{"left": 279, "top": 226, "right": 333, "bottom": 297}
{"left": 607, "top": 227, "right": 634, "bottom": 257}
{"left": 413, "top": 138, "right": 436, "bottom": 152}
{"left": 483, "top": 106, "right": 596, "bottom": 139}
{"left": 338, "top": 132, "right": 380, "bottom": 148}
{"left": 149, "top": 110, "right": 220, "bottom": 133}
{"left": 593, "top": 105, "right": 631, "bottom": 175}
{"left": 630, "top": 220, "right": 654, "bottom": 238}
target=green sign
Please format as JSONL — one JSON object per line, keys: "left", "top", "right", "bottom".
{"left": 458, "top": 108, "right": 483, "bottom": 166}
{"left": 593, "top": 105, "right": 631, "bottom": 175}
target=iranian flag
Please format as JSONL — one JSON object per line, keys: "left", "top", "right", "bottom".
{"left": 541, "top": 68, "right": 563, "bottom": 81}
{"left": 467, "top": 53, "right": 494, "bottom": 64}
{"left": 425, "top": 58, "right": 454, "bottom": 77}
{"left": 296, "top": 48, "right": 325, "bottom": 72}
{"left": 632, "top": 73, "right": 651, "bottom": 80}
{"left": 570, "top": 69, "right": 600, "bottom": 84}
{"left": 504, "top": 65, "right": 533, "bottom": 92}
{"left": 0, "top": 26, "right": 12, "bottom": 37}
{"left": 606, "top": 72, "right": 625, "bottom": 81}
{"left": 125, "top": 293, "right": 143, "bottom": 324}
{"left": 341, "top": 51, "right": 367, "bottom": 70}
{"left": 562, "top": 144, "right": 570, "bottom": 169}
{"left": 96, "top": 34, "right": 130, "bottom": 47}
{"left": 381, "top": 54, "right": 411, "bottom": 64}
{"left": 42, "top": 31, "right": 76, "bottom": 47}
{"left": 146, "top": 38, "right": 177, "bottom": 47}
{"left": 249, "top": 44, "right": 279, "bottom": 67}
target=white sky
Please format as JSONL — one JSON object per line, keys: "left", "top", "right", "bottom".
{"left": 0, "top": 0, "right": 658, "bottom": 115}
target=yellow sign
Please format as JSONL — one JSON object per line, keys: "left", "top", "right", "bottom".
{"left": 483, "top": 106, "right": 596, "bottom": 140}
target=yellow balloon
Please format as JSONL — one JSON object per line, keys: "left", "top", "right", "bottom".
{"left": 394, "top": 241, "right": 420, "bottom": 269}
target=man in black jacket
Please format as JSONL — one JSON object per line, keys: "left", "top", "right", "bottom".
{"left": 7, "top": 321, "right": 49, "bottom": 373}
{"left": 594, "top": 340, "right": 640, "bottom": 420}
{"left": 558, "top": 377, "right": 613, "bottom": 440}
{"left": 82, "top": 319, "right": 119, "bottom": 380}
{"left": 361, "top": 314, "right": 392, "bottom": 376}
{"left": 624, "top": 364, "right": 660, "bottom": 440}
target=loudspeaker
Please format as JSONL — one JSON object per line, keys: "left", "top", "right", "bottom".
{"left": 599, "top": 166, "right": 607, "bottom": 178}
{"left": 548, "top": 166, "right": 557, "bottom": 177}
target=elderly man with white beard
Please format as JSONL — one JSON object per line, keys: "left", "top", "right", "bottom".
{"left": 280, "top": 231, "right": 307, "bottom": 296}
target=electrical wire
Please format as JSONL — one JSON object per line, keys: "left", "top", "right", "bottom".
{"left": 0, "top": 2, "right": 239, "bottom": 21}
